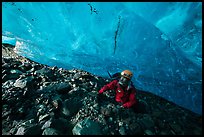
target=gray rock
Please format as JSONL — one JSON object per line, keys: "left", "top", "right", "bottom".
{"left": 62, "top": 106, "right": 70, "bottom": 117}
{"left": 41, "top": 120, "right": 52, "bottom": 130}
{"left": 9, "top": 128, "right": 17, "bottom": 135}
{"left": 17, "top": 107, "right": 26, "bottom": 114}
{"left": 119, "top": 126, "right": 126, "bottom": 135}
{"left": 15, "top": 127, "right": 25, "bottom": 135}
{"left": 39, "top": 114, "right": 50, "bottom": 122}
{"left": 73, "top": 73, "right": 81, "bottom": 79}
{"left": 62, "top": 99, "right": 82, "bottom": 117}
{"left": 22, "top": 62, "right": 32, "bottom": 71}
{"left": 2, "top": 80, "right": 15, "bottom": 89}
{"left": 18, "top": 65, "right": 28, "bottom": 73}
{"left": 2, "top": 73, "right": 21, "bottom": 82}
{"left": 14, "top": 76, "right": 34, "bottom": 89}
{"left": 24, "top": 125, "right": 42, "bottom": 135}
{"left": 55, "top": 82, "right": 72, "bottom": 94}
{"left": 28, "top": 67, "right": 35, "bottom": 72}
{"left": 50, "top": 118, "right": 71, "bottom": 134}
{"left": 72, "top": 118, "right": 102, "bottom": 135}
{"left": 2, "top": 62, "right": 10, "bottom": 68}
{"left": 100, "top": 107, "right": 111, "bottom": 117}
{"left": 42, "top": 128, "right": 59, "bottom": 135}
{"left": 52, "top": 99, "right": 62, "bottom": 110}
{"left": 35, "top": 67, "right": 56, "bottom": 80}
{"left": 144, "top": 129, "right": 155, "bottom": 135}
{"left": 38, "top": 82, "right": 71, "bottom": 94}
{"left": 34, "top": 64, "right": 43, "bottom": 70}
{"left": 10, "top": 69, "right": 23, "bottom": 74}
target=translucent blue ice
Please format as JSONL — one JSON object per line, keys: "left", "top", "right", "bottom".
{"left": 2, "top": 2, "right": 202, "bottom": 115}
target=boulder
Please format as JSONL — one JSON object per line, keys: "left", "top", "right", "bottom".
{"left": 24, "top": 125, "right": 42, "bottom": 135}
{"left": 2, "top": 73, "right": 21, "bottom": 82}
{"left": 22, "top": 62, "right": 32, "bottom": 71}
{"left": 62, "top": 99, "right": 82, "bottom": 117}
{"left": 10, "top": 69, "right": 23, "bottom": 75}
{"left": 15, "top": 127, "right": 25, "bottom": 135}
{"left": 41, "top": 118, "right": 72, "bottom": 135}
{"left": 119, "top": 126, "right": 126, "bottom": 135}
{"left": 50, "top": 118, "right": 71, "bottom": 134}
{"left": 72, "top": 118, "right": 102, "bottom": 135}
{"left": 41, "top": 120, "right": 52, "bottom": 130}
{"left": 144, "top": 129, "right": 155, "bottom": 135}
{"left": 14, "top": 76, "right": 35, "bottom": 89}
{"left": 38, "top": 82, "right": 71, "bottom": 94}
{"left": 42, "top": 128, "right": 59, "bottom": 135}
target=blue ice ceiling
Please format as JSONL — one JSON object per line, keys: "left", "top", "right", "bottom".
{"left": 2, "top": 2, "right": 202, "bottom": 115}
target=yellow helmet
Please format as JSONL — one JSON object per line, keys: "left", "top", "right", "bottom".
{"left": 121, "top": 70, "right": 133, "bottom": 80}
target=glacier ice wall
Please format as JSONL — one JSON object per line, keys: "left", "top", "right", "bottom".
{"left": 2, "top": 2, "right": 202, "bottom": 115}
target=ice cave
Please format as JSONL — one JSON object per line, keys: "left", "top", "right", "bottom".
{"left": 2, "top": 2, "right": 202, "bottom": 115}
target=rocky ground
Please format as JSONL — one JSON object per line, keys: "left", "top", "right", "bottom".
{"left": 2, "top": 44, "right": 202, "bottom": 135}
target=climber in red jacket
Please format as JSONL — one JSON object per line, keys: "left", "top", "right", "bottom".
{"left": 98, "top": 70, "right": 137, "bottom": 108}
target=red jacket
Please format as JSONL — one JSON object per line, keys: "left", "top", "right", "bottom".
{"left": 99, "top": 80, "right": 137, "bottom": 108}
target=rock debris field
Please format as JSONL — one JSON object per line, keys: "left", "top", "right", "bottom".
{"left": 2, "top": 44, "right": 202, "bottom": 135}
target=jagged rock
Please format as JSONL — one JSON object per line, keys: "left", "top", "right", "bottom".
{"left": 9, "top": 128, "right": 17, "bottom": 135}
{"left": 32, "top": 63, "right": 43, "bottom": 70}
{"left": 2, "top": 109, "right": 12, "bottom": 118}
{"left": 17, "top": 107, "right": 26, "bottom": 115}
{"left": 73, "top": 73, "right": 81, "bottom": 79}
{"left": 72, "top": 118, "right": 102, "bottom": 135}
{"left": 2, "top": 63, "right": 10, "bottom": 69}
{"left": 55, "top": 82, "right": 72, "bottom": 94}
{"left": 42, "top": 128, "right": 59, "bottom": 135}
{"left": 62, "top": 99, "right": 82, "bottom": 117}
{"left": 10, "top": 68, "right": 22, "bottom": 73}
{"left": 2, "top": 57, "right": 11, "bottom": 63}
{"left": 2, "top": 80, "right": 15, "bottom": 89}
{"left": 15, "top": 127, "right": 25, "bottom": 135}
{"left": 2, "top": 73, "right": 21, "bottom": 82}
{"left": 22, "top": 62, "right": 32, "bottom": 71}
{"left": 119, "top": 126, "right": 126, "bottom": 135}
{"left": 39, "top": 114, "right": 50, "bottom": 122}
{"left": 61, "top": 106, "right": 70, "bottom": 117}
{"left": 144, "top": 129, "right": 155, "bottom": 135}
{"left": 41, "top": 120, "right": 52, "bottom": 130}
{"left": 14, "top": 76, "right": 35, "bottom": 89}
{"left": 49, "top": 118, "right": 71, "bottom": 134}
{"left": 24, "top": 124, "right": 42, "bottom": 135}
{"left": 100, "top": 107, "right": 112, "bottom": 117}
{"left": 37, "top": 82, "right": 71, "bottom": 94}
{"left": 28, "top": 67, "right": 35, "bottom": 72}
{"left": 35, "top": 67, "right": 56, "bottom": 80}
{"left": 18, "top": 65, "right": 28, "bottom": 73}
{"left": 52, "top": 99, "right": 62, "bottom": 109}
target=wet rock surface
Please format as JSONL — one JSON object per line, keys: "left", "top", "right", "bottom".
{"left": 2, "top": 44, "right": 202, "bottom": 135}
